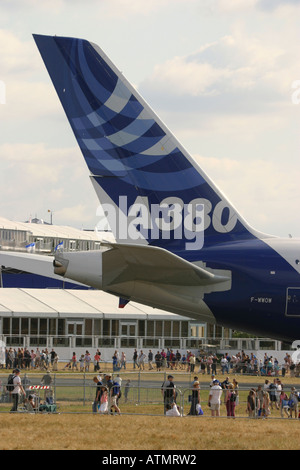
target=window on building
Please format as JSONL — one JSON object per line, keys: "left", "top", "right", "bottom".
{"left": 40, "top": 319, "right": 47, "bottom": 335}
{"left": 112, "top": 320, "right": 119, "bottom": 337}
{"left": 156, "top": 321, "right": 162, "bottom": 336}
{"left": 164, "top": 321, "right": 171, "bottom": 337}
{"left": 30, "top": 318, "right": 38, "bottom": 335}
{"left": 173, "top": 321, "right": 179, "bottom": 338}
{"left": 215, "top": 325, "right": 223, "bottom": 338}
{"left": 21, "top": 318, "right": 29, "bottom": 335}
{"left": 49, "top": 319, "right": 56, "bottom": 335}
{"left": 103, "top": 320, "right": 110, "bottom": 337}
{"left": 3, "top": 318, "right": 10, "bottom": 335}
{"left": 94, "top": 319, "right": 101, "bottom": 336}
{"left": 182, "top": 321, "right": 188, "bottom": 337}
{"left": 58, "top": 319, "right": 65, "bottom": 336}
{"left": 85, "top": 319, "right": 93, "bottom": 336}
{"left": 207, "top": 323, "right": 214, "bottom": 338}
{"left": 138, "top": 320, "right": 145, "bottom": 337}
{"left": 12, "top": 318, "right": 19, "bottom": 335}
{"left": 147, "top": 321, "right": 154, "bottom": 337}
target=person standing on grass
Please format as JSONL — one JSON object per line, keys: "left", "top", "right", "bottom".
{"left": 120, "top": 351, "right": 126, "bottom": 370}
{"left": 161, "top": 375, "right": 176, "bottom": 415}
{"left": 71, "top": 352, "right": 78, "bottom": 371}
{"left": 124, "top": 379, "right": 131, "bottom": 403}
{"left": 110, "top": 380, "right": 121, "bottom": 415}
{"left": 10, "top": 369, "right": 25, "bottom": 413}
{"left": 138, "top": 350, "right": 146, "bottom": 370}
{"left": 246, "top": 389, "right": 256, "bottom": 418}
{"left": 261, "top": 391, "right": 270, "bottom": 419}
{"left": 93, "top": 376, "right": 102, "bottom": 412}
{"left": 188, "top": 381, "right": 201, "bottom": 416}
{"left": 99, "top": 386, "right": 108, "bottom": 414}
{"left": 133, "top": 349, "right": 138, "bottom": 369}
{"left": 155, "top": 351, "right": 162, "bottom": 371}
{"left": 208, "top": 379, "right": 223, "bottom": 417}
{"left": 288, "top": 387, "right": 299, "bottom": 418}
{"left": 148, "top": 350, "right": 154, "bottom": 370}
{"left": 225, "top": 383, "right": 236, "bottom": 418}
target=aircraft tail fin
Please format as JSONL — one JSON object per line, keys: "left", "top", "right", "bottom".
{"left": 33, "top": 34, "right": 269, "bottom": 251}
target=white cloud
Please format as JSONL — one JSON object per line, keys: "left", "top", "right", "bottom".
{"left": 257, "top": 0, "right": 300, "bottom": 11}
{"left": 0, "top": 29, "right": 38, "bottom": 77}
{"left": 98, "top": 0, "right": 197, "bottom": 17}
{"left": 0, "top": 143, "right": 99, "bottom": 227}
{"left": 215, "top": 0, "right": 259, "bottom": 12}
{"left": 141, "top": 31, "right": 294, "bottom": 106}
{"left": 194, "top": 154, "right": 300, "bottom": 237}
{"left": 0, "top": 29, "right": 61, "bottom": 124}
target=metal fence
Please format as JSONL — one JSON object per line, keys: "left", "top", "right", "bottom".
{"left": 0, "top": 371, "right": 298, "bottom": 419}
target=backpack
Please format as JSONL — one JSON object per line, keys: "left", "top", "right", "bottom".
{"left": 230, "top": 391, "right": 237, "bottom": 402}
{"left": 6, "top": 374, "right": 15, "bottom": 393}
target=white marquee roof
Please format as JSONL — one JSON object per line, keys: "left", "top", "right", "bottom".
{"left": 0, "top": 288, "right": 189, "bottom": 320}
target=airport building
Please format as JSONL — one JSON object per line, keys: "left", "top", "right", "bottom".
{"left": 0, "top": 216, "right": 288, "bottom": 362}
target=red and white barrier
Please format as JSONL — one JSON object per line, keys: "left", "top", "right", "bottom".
{"left": 28, "top": 385, "right": 50, "bottom": 390}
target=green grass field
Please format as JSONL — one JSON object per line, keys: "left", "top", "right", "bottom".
{"left": 0, "top": 365, "right": 299, "bottom": 449}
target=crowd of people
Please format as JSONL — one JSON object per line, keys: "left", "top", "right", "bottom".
{"left": 92, "top": 372, "right": 130, "bottom": 415}
{"left": 2, "top": 347, "right": 300, "bottom": 379}
{"left": 63, "top": 350, "right": 102, "bottom": 372}
{"left": 246, "top": 379, "right": 300, "bottom": 419}
{"left": 161, "top": 373, "right": 300, "bottom": 419}
{"left": 2, "top": 353, "right": 299, "bottom": 418}
{"left": 4, "top": 367, "right": 54, "bottom": 413}
{"left": 130, "top": 348, "right": 300, "bottom": 378}
{"left": 3, "top": 347, "right": 59, "bottom": 371}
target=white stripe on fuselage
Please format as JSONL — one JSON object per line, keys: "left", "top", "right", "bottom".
{"left": 262, "top": 237, "right": 300, "bottom": 275}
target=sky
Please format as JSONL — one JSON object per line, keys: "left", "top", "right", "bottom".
{"left": 0, "top": 0, "right": 300, "bottom": 237}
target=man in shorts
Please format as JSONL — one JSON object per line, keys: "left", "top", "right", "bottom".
{"left": 110, "top": 381, "right": 121, "bottom": 415}
{"left": 208, "top": 379, "right": 223, "bottom": 417}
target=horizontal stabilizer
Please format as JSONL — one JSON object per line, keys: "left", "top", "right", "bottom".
{"left": 100, "top": 242, "right": 230, "bottom": 288}
{"left": 53, "top": 244, "right": 231, "bottom": 321}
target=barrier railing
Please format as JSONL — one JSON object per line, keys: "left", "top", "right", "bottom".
{"left": 0, "top": 372, "right": 298, "bottom": 418}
